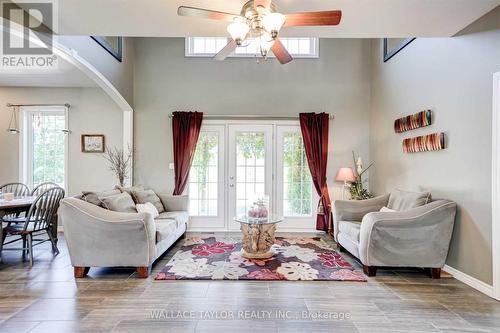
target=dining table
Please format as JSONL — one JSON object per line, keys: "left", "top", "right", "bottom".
{"left": 0, "top": 196, "right": 36, "bottom": 262}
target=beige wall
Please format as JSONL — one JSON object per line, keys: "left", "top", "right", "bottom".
{"left": 133, "top": 38, "right": 372, "bottom": 198}
{"left": 0, "top": 87, "right": 123, "bottom": 196}
{"left": 370, "top": 22, "right": 500, "bottom": 282}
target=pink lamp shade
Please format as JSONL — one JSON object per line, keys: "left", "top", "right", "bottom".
{"left": 335, "top": 167, "right": 357, "bottom": 183}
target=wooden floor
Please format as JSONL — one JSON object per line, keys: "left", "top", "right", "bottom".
{"left": 0, "top": 232, "right": 499, "bottom": 333}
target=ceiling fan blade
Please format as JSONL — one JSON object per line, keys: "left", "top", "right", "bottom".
{"left": 214, "top": 40, "right": 237, "bottom": 61}
{"left": 254, "top": 0, "right": 272, "bottom": 9}
{"left": 177, "top": 6, "right": 239, "bottom": 22}
{"left": 271, "top": 39, "right": 293, "bottom": 65}
{"left": 284, "top": 10, "right": 342, "bottom": 27}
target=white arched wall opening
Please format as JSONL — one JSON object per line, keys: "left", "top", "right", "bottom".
{"left": 0, "top": 20, "right": 134, "bottom": 186}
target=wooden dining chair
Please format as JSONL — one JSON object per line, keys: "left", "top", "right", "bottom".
{"left": 0, "top": 182, "right": 29, "bottom": 197}
{"left": 0, "top": 182, "right": 30, "bottom": 221}
{"left": 2, "top": 187, "right": 65, "bottom": 266}
{"left": 31, "top": 182, "right": 59, "bottom": 196}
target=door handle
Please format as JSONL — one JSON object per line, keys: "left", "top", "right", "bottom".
{"left": 229, "top": 184, "right": 235, "bottom": 188}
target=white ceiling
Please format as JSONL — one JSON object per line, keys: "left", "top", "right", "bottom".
{"left": 53, "top": 0, "right": 500, "bottom": 38}
{"left": 0, "top": 57, "right": 97, "bottom": 88}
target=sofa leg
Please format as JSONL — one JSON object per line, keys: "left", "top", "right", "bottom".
{"left": 363, "top": 265, "right": 377, "bottom": 277}
{"left": 74, "top": 266, "right": 90, "bottom": 278}
{"left": 337, "top": 243, "right": 344, "bottom": 252}
{"left": 137, "top": 266, "right": 150, "bottom": 278}
{"left": 430, "top": 268, "right": 441, "bottom": 279}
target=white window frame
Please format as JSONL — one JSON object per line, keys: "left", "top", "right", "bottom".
{"left": 188, "top": 124, "right": 226, "bottom": 230}
{"left": 185, "top": 37, "right": 319, "bottom": 58}
{"left": 19, "top": 105, "right": 69, "bottom": 191}
{"left": 276, "top": 125, "right": 318, "bottom": 230}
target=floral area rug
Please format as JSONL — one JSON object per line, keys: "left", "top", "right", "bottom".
{"left": 155, "top": 237, "right": 367, "bottom": 281}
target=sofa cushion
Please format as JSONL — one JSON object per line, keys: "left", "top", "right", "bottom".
{"left": 155, "top": 219, "right": 179, "bottom": 243}
{"left": 338, "top": 221, "right": 361, "bottom": 243}
{"left": 379, "top": 206, "right": 397, "bottom": 213}
{"left": 388, "top": 189, "right": 431, "bottom": 211}
{"left": 131, "top": 189, "right": 165, "bottom": 213}
{"left": 82, "top": 189, "right": 121, "bottom": 207}
{"left": 156, "top": 211, "right": 189, "bottom": 226}
{"left": 99, "top": 192, "right": 137, "bottom": 213}
{"left": 136, "top": 202, "right": 159, "bottom": 218}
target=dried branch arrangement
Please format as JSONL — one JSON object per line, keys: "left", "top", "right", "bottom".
{"left": 102, "top": 145, "right": 133, "bottom": 186}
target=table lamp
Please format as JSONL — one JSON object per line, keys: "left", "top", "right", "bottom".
{"left": 335, "top": 167, "right": 356, "bottom": 200}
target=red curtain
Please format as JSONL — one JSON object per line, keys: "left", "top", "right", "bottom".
{"left": 172, "top": 111, "right": 203, "bottom": 195}
{"left": 299, "top": 113, "right": 332, "bottom": 232}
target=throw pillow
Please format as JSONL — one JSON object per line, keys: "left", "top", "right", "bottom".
{"left": 136, "top": 202, "right": 160, "bottom": 218}
{"left": 379, "top": 206, "right": 397, "bottom": 213}
{"left": 387, "top": 189, "right": 431, "bottom": 211}
{"left": 82, "top": 189, "right": 121, "bottom": 207}
{"left": 131, "top": 189, "right": 165, "bottom": 213}
{"left": 99, "top": 192, "right": 137, "bottom": 213}
{"left": 115, "top": 185, "right": 145, "bottom": 202}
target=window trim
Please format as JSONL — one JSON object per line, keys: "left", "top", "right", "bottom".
{"left": 185, "top": 37, "right": 319, "bottom": 59}
{"left": 275, "top": 125, "right": 317, "bottom": 223}
{"left": 19, "top": 105, "right": 69, "bottom": 191}
{"left": 188, "top": 125, "right": 226, "bottom": 229}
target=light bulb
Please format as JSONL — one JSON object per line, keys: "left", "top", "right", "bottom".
{"left": 227, "top": 18, "right": 249, "bottom": 46}
{"left": 259, "top": 33, "right": 275, "bottom": 58}
{"left": 262, "top": 12, "right": 285, "bottom": 39}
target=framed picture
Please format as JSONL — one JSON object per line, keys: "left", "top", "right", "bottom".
{"left": 383, "top": 38, "right": 416, "bottom": 62}
{"left": 81, "top": 134, "right": 105, "bottom": 153}
{"left": 91, "top": 36, "right": 123, "bottom": 62}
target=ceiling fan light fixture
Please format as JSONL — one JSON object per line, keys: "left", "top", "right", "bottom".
{"left": 262, "top": 12, "right": 285, "bottom": 39}
{"left": 259, "top": 33, "right": 275, "bottom": 57}
{"left": 227, "top": 19, "right": 250, "bottom": 46}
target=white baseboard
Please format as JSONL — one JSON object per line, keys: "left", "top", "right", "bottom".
{"left": 443, "top": 264, "right": 494, "bottom": 298}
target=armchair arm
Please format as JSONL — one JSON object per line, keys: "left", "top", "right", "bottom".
{"left": 333, "top": 194, "right": 390, "bottom": 240}
{"left": 59, "top": 198, "right": 156, "bottom": 267}
{"left": 157, "top": 193, "right": 189, "bottom": 212}
{"left": 358, "top": 200, "right": 457, "bottom": 268}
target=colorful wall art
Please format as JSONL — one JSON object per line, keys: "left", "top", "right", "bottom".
{"left": 403, "top": 132, "right": 445, "bottom": 153}
{"left": 394, "top": 110, "right": 432, "bottom": 133}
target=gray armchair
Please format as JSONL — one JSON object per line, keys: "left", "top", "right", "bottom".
{"left": 333, "top": 194, "right": 456, "bottom": 278}
{"left": 59, "top": 193, "right": 189, "bottom": 278}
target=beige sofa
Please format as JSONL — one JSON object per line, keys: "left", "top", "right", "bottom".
{"left": 59, "top": 193, "right": 188, "bottom": 278}
{"left": 333, "top": 191, "right": 456, "bottom": 278}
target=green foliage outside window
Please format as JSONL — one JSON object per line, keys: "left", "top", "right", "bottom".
{"left": 283, "top": 133, "right": 311, "bottom": 216}
{"left": 32, "top": 114, "right": 65, "bottom": 187}
{"left": 191, "top": 133, "right": 218, "bottom": 215}
{"left": 236, "top": 132, "right": 265, "bottom": 159}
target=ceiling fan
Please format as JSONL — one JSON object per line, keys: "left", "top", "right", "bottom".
{"left": 178, "top": 0, "right": 342, "bottom": 64}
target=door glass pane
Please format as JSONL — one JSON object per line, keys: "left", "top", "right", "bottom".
{"left": 31, "top": 112, "right": 65, "bottom": 188}
{"left": 235, "top": 132, "right": 266, "bottom": 216}
{"left": 189, "top": 132, "right": 218, "bottom": 216}
{"left": 282, "top": 132, "right": 312, "bottom": 217}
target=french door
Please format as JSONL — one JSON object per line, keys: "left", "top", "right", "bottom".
{"left": 227, "top": 125, "right": 273, "bottom": 230}
{"left": 187, "top": 122, "right": 316, "bottom": 231}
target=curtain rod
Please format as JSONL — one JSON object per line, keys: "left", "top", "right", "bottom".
{"left": 7, "top": 103, "right": 71, "bottom": 108}
{"left": 168, "top": 114, "right": 335, "bottom": 120}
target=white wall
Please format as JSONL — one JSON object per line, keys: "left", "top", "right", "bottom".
{"left": 370, "top": 18, "right": 500, "bottom": 283}
{"left": 0, "top": 87, "right": 123, "bottom": 196}
{"left": 133, "top": 38, "right": 372, "bottom": 200}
